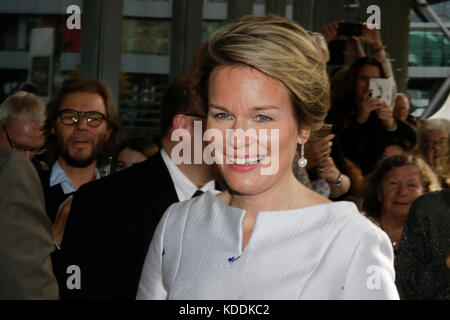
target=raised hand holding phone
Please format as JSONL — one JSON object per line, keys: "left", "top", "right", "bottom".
{"left": 357, "top": 90, "right": 382, "bottom": 124}
{"left": 375, "top": 101, "right": 396, "bottom": 130}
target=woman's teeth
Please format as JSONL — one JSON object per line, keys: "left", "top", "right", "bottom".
{"left": 230, "top": 156, "right": 264, "bottom": 165}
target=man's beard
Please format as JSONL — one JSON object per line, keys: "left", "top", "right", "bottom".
{"left": 57, "top": 133, "right": 108, "bottom": 168}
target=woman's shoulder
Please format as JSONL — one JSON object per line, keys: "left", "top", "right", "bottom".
{"left": 319, "top": 201, "right": 385, "bottom": 237}
{"left": 162, "top": 191, "right": 220, "bottom": 223}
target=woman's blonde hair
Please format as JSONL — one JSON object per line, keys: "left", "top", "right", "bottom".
{"left": 197, "top": 14, "right": 330, "bottom": 131}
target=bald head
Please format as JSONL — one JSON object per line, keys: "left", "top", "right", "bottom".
{"left": 393, "top": 94, "right": 410, "bottom": 122}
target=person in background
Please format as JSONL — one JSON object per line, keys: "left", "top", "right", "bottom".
{"left": 0, "top": 91, "right": 46, "bottom": 161}
{"left": 393, "top": 93, "right": 423, "bottom": 130}
{"left": 41, "top": 78, "right": 121, "bottom": 229}
{"left": 329, "top": 56, "right": 417, "bottom": 175}
{"left": 115, "top": 137, "right": 159, "bottom": 172}
{"left": 321, "top": 20, "right": 389, "bottom": 71}
{"left": 58, "top": 72, "right": 221, "bottom": 300}
{"left": 417, "top": 118, "right": 450, "bottom": 188}
{"left": 39, "top": 78, "right": 122, "bottom": 297}
{"left": 395, "top": 189, "right": 450, "bottom": 300}
{"left": 303, "top": 128, "right": 351, "bottom": 200}
{"left": 363, "top": 154, "right": 441, "bottom": 253}
{"left": 375, "top": 137, "right": 413, "bottom": 168}
{"left": 304, "top": 32, "right": 351, "bottom": 200}
{"left": 0, "top": 146, "right": 58, "bottom": 299}
{"left": 137, "top": 14, "right": 399, "bottom": 300}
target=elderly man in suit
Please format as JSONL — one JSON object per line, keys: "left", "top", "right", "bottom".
{"left": 58, "top": 73, "right": 221, "bottom": 299}
{"left": 0, "top": 146, "right": 58, "bottom": 299}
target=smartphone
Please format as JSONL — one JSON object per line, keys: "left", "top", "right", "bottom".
{"left": 337, "top": 22, "right": 363, "bottom": 36}
{"left": 369, "top": 78, "right": 396, "bottom": 105}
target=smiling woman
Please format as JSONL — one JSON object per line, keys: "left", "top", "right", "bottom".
{"left": 363, "top": 154, "right": 441, "bottom": 252}
{"left": 137, "top": 14, "right": 400, "bottom": 300}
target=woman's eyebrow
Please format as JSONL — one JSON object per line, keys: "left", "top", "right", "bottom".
{"left": 209, "top": 104, "right": 280, "bottom": 111}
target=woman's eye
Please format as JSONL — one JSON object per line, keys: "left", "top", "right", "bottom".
{"left": 255, "top": 115, "right": 273, "bottom": 122}
{"left": 214, "top": 113, "right": 231, "bottom": 120}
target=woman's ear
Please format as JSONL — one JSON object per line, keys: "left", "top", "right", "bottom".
{"left": 172, "top": 114, "right": 187, "bottom": 131}
{"left": 297, "top": 127, "right": 311, "bottom": 145}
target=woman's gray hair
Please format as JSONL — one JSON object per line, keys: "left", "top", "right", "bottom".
{"left": 0, "top": 91, "right": 47, "bottom": 124}
{"left": 418, "top": 118, "right": 450, "bottom": 155}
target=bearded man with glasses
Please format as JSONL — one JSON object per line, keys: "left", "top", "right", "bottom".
{"left": 40, "top": 79, "right": 121, "bottom": 248}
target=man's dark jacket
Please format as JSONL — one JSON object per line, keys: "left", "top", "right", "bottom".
{"left": 58, "top": 152, "right": 178, "bottom": 299}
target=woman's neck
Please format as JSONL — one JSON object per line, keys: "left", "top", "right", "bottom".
{"left": 227, "top": 172, "right": 328, "bottom": 218}
{"left": 380, "top": 213, "right": 405, "bottom": 245}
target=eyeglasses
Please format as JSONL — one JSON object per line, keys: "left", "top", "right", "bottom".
{"left": 59, "top": 109, "right": 107, "bottom": 127}
{"left": 0, "top": 123, "right": 41, "bottom": 154}
{"left": 425, "top": 139, "right": 447, "bottom": 150}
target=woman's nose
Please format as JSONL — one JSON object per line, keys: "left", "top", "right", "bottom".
{"left": 228, "top": 120, "right": 258, "bottom": 152}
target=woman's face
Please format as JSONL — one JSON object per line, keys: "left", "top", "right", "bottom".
{"left": 206, "top": 65, "right": 308, "bottom": 195}
{"left": 116, "top": 147, "right": 147, "bottom": 171}
{"left": 378, "top": 164, "right": 424, "bottom": 219}
{"left": 424, "top": 129, "right": 449, "bottom": 166}
{"left": 355, "top": 64, "right": 381, "bottom": 105}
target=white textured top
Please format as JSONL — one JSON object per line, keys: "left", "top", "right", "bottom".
{"left": 137, "top": 192, "right": 399, "bottom": 300}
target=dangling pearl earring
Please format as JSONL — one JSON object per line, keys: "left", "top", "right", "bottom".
{"left": 297, "top": 142, "right": 307, "bottom": 168}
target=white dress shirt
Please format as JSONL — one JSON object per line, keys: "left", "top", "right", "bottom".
{"left": 50, "top": 160, "right": 100, "bottom": 194}
{"left": 137, "top": 192, "right": 399, "bottom": 300}
{"left": 160, "top": 148, "right": 217, "bottom": 201}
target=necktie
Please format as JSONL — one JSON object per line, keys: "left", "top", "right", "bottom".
{"left": 191, "top": 189, "right": 204, "bottom": 198}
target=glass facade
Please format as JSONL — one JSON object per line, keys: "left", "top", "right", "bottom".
{"left": 408, "top": 0, "right": 450, "bottom": 117}
{"left": 409, "top": 30, "right": 450, "bottom": 67}
{"left": 0, "top": 6, "right": 82, "bottom": 102}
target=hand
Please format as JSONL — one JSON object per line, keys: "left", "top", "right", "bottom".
{"left": 343, "top": 36, "right": 365, "bottom": 59}
{"left": 317, "top": 156, "right": 341, "bottom": 184}
{"left": 375, "top": 101, "right": 396, "bottom": 129}
{"left": 359, "top": 23, "right": 383, "bottom": 49}
{"left": 357, "top": 90, "right": 382, "bottom": 124}
{"left": 304, "top": 134, "right": 334, "bottom": 169}
{"left": 52, "top": 195, "right": 73, "bottom": 247}
{"left": 321, "top": 21, "right": 340, "bottom": 42}
{"left": 446, "top": 252, "right": 450, "bottom": 269}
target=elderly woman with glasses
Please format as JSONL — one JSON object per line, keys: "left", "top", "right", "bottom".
{"left": 417, "top": 118, "right": 450, "bottom": 188}
{"left": 137, "top": 15, "right": 399, "bottom": 300}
